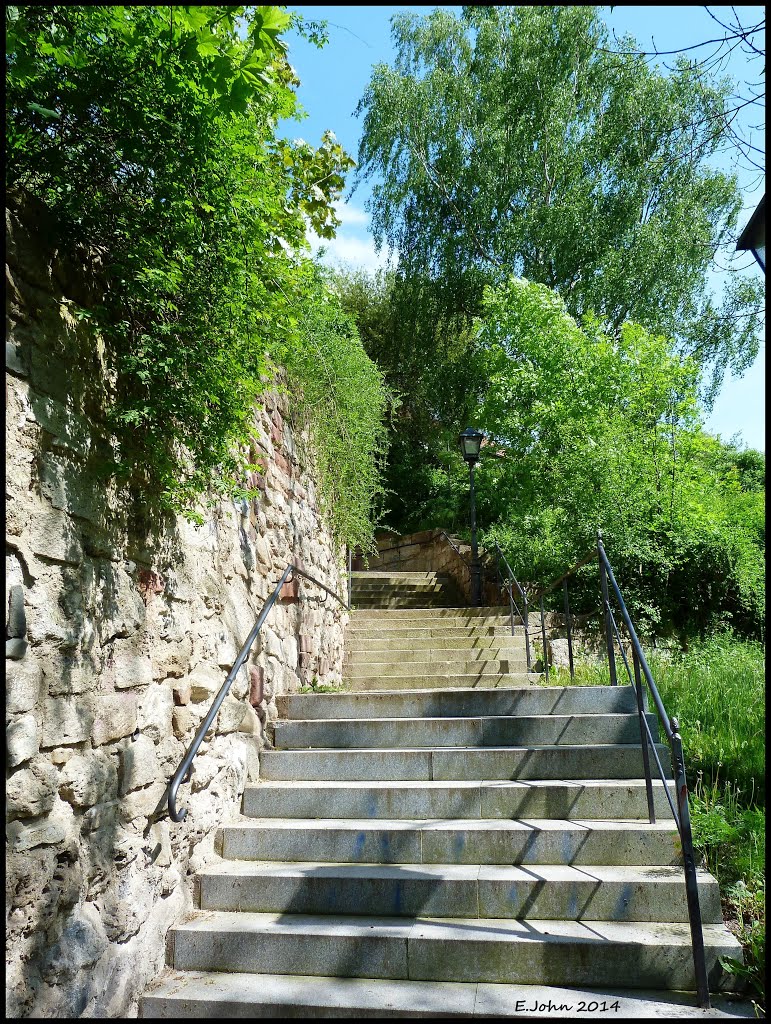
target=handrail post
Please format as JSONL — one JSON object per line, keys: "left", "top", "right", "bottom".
{"left": 633, "top": 646, "right": 656, "bottom": 824}
{"left": 671, "top": 719, "right": 711, "bottom": 1009}
{"left": 598, "top": 534, "right": 618, "bottom": 686}
{"left": 347, "top": 546, "right": 352, "bottom": 609}
{"left": 539, "top": 595, "right": 549, "bottom": 681}
{"left": 523, "top": 591, "right": 531, "bottom": 673}
{"left": 562, "top": 579, "right": 574, "bottom": 679}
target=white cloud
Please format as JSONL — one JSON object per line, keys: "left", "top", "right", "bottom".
{"left": 334, "top": 200, "right": 369, "bottom": 228}
{"left": 309, "top": 231, "right": 393, "bottom": 272}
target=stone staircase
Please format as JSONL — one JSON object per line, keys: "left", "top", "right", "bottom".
{"left": 350, "top": 569, "right": 465, "bottom": 609}
{"left": 142, "top": 572, "right": 745, "bottom": 1017}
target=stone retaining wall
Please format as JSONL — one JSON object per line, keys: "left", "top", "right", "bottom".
{"left": 5, "top": 194, "right": 348, "bottom": 1017}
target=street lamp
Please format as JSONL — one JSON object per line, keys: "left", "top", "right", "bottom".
{"left": 458, "top": 427, "right": 484, "bottom": 606}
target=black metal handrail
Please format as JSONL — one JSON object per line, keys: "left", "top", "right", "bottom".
{"left": 167, "top": 563, "right": 349, "bottom": 823}
{"left": 490, "top": 541, "right": 531, "bottom": 671}
{"left": 597, "top": 535, "right": 710, "bottom": 1009}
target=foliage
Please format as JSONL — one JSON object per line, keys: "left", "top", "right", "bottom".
{"left": 550, "top": 634, "right": 765, "bottom": 1008}
{"left": 6, "top": 5, "right": 388, "bottom": 545}
{"left": 475, "top": 279, "right": 764, "bottom": 637}
{"left": 549, "top": 633, "right": 765, "bottom": 803}
{"left": 277, "top": 265, "right": 391, "bottom": 548}
{"left": 355, "top": 5, "right": 764, "bottom": 399}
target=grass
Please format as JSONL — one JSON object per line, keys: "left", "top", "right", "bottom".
{"left": 549, "top": 632, "right": 765, "bottom": 1011}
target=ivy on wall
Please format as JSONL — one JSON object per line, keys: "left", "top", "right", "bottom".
{"left": 6, "top": 5, "right": 388, "bottom": 548}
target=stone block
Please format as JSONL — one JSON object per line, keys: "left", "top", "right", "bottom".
{"left": 260, "top": 625, "right": 283, "bottom": 661}
{"left": 42, "top": 697, "right": 93, "bottom": 746}
{"left": 28, "top": 506, "right": 84, "bottom": 565}
{"left": 39, "top": 902, "right": 108, "bottom": 985}
{"left": 26, "top": 391, "right": 92, "bottom": 452}
{"left": 59, "top": 750, "right": 117, "bottom": 808}
{"left": 7, "top": 799, "right": 76, "bottom": 852}
{"left": 279, "top": 579, "right": 299, "bottom": 602}
{"left": 172, "top": 706, "right": 194, "bottom": 740}
{"left": 186, "top": 664, "right": 224, "bottom": 703}
{"left": 7, "top": 712, "right": 41, "bottom": 767}
{"left": 249, "top": 666, "right": 264, "bottom": 707}
{"left": 120, "top": 780, "right": 167, "bottom": 823}
{"left": 215, "top": 695, "right": 249, "bottom": 735}
{"left": 111, "top": 637, "right": 153, "bottom": 690}
{"left": 6, "top": 756, "right": 59, "bottom": 819}
{"left": 119, "top": 734, "right": 158, "bottom": 795}
{"left": 172, "top": 679, "right": 192, "bottom": 705}
{"left": 549, "top": 637, "right": 572, "bottom": 669}
{"left": 237, "top": 703, "right": 262, "bottom": 736}
{"left": 7, "top": 583, "right": 27, "bottom": 637}
{"left": 39, "top": 451, "right": 102, "bottom": 522}
{"left": 6, "top": 637, "right": 29, "bottom": 659}
{"left": 91, "top": 692, "right": 138, "bottom": 746}
{"left": 138, "top": 683, "right": 174, "bottom": 743}
{"left": 7, "top": 654, "right": 44, "bottom": 716}
{"left": 151, "top": 635, "right": 193, "bottom": 680}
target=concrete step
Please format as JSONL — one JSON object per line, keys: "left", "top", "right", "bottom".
{"left": 351, "top": 598, "right": 463, "bottom": 608}
{"left": 243, "top": 779, "right": 677, "bottom": 821}
{"left": 276, "top": 686, "right": 641, "bottom": 720}
{"left": 259, "top": 744, "right": 672, "bottom": 782}
{"left": 346, "top": 658, "right": 530, "bottom": 677}
{"left": 347, "top": 636, "right": 525, "bottom": 652}
{"left": 219, "top": 818, "right": 683, "bottom": 866}
{"left": 197, "top": 861, "right": 722, "bottom": 923}
{"left": 346, "top": 645, "right": 525, "bottom": 662}
{"left": 166, "top": 911, "right": 740, "bottom": 990}
{"left": 344, "top": 672, "right": 542, "bottom": 690}
{"left": 351, "top": 607, "right": 513, "bottom": 620}
{"left": 142, "top": 970, "right": 757, "bottom": 1018}
{"left": 273, "top": 713, "right": 659, "bottom": 750}
{"left": 348, "top": 626, "right": 519, "bottom": 641}
{"left": 351, "top": 583, "right": 454, "bottom": 594}
{"left": 351, "top": 571, "right": 452, "bottom": 581}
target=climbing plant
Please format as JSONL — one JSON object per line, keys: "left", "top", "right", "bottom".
{"left": 6, "top": 5, "right": 387, "bottom": 547}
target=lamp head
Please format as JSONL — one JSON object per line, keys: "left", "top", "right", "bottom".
{"left": 458, "top": 427, "right": 484, "bottom": 465}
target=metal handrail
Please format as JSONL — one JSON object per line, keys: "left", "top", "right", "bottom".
{"left": 167, "top": 563, "right": 349, "bottom": 823}
{"left": 597, "top": 536, "right": 710, "bottom": 1008}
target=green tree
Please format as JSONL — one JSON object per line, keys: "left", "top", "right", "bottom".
{"left": 472, "top": 277, "right": 764, "bottom": 638}
{"left": 6, "top": 6, "right": 388, "bottom": 546}
{"left": 355, "top": 5, "right": 764, "bottom": 400}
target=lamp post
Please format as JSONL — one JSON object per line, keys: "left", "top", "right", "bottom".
{"left": 458, "top": 427, "right": 484, "bottom": 606}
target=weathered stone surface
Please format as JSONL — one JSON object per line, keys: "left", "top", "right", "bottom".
{"left": 7, "top": 711, "right": 41, "bottom": 767}
{"left": 7, "top": 583, "right": 27, "bottom": 637}
{"left": 6, "top": 200, "right": 347, "bottom": 1023}
{"left": 91, "top": 692, "right": 138, "bottom": 745}
{"left": 39, "top": 451, "right": 103, "bottom": 522}
{"left": 7, "top": 757, "right": 59, "bottom": 818}
{"left": 7, "top": 798, "right": 76, "bottom": 852}
{"left": 172, "top": 705, "right": 194, "bottom": 740}
{"left": 549, "top": 637, "right": 572, "bottom": 669}
{"left": 6, "top": 637, "right": 29, "bottom": 659}
{"left": 28, "top": 506, "right": 84, "bottom": 564}
{"left": 172, "top": 678, "right": 192, "bottom": 705}
{"left": 6, "top": 656, "right": 44, "bottom": 715}
{"left": 59, "top": 750, "right": 117, "bottom": 808}
{"left": 186, "top": 663, "right": 224, "bottom": 703}
{"left": 111, "top": 636, "right": 153, "bottom": 690}
{"left": 214, "top": 695, "right": 250, "bottom": 735}
{"left": 138, "top": 682, "right": 174, "bottom": 742}
{"left": 42, "top": 696, "right": 94, "bottom": 746}
{"left": 151, "top": 634, "right": 193, "bottom": 680}
{"left": 119, "top": 734, "right": 158, "bottom": 795}
{"left": 120, "top": 780, "right": 166, "bottom": 823}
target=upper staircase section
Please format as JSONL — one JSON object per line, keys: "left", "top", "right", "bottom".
{"left": 350, "top": 570, "right": 465, "bottom": 610}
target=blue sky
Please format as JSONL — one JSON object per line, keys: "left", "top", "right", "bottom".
{"left": 280, "top": 6, "right": 765, "bottom": 451}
